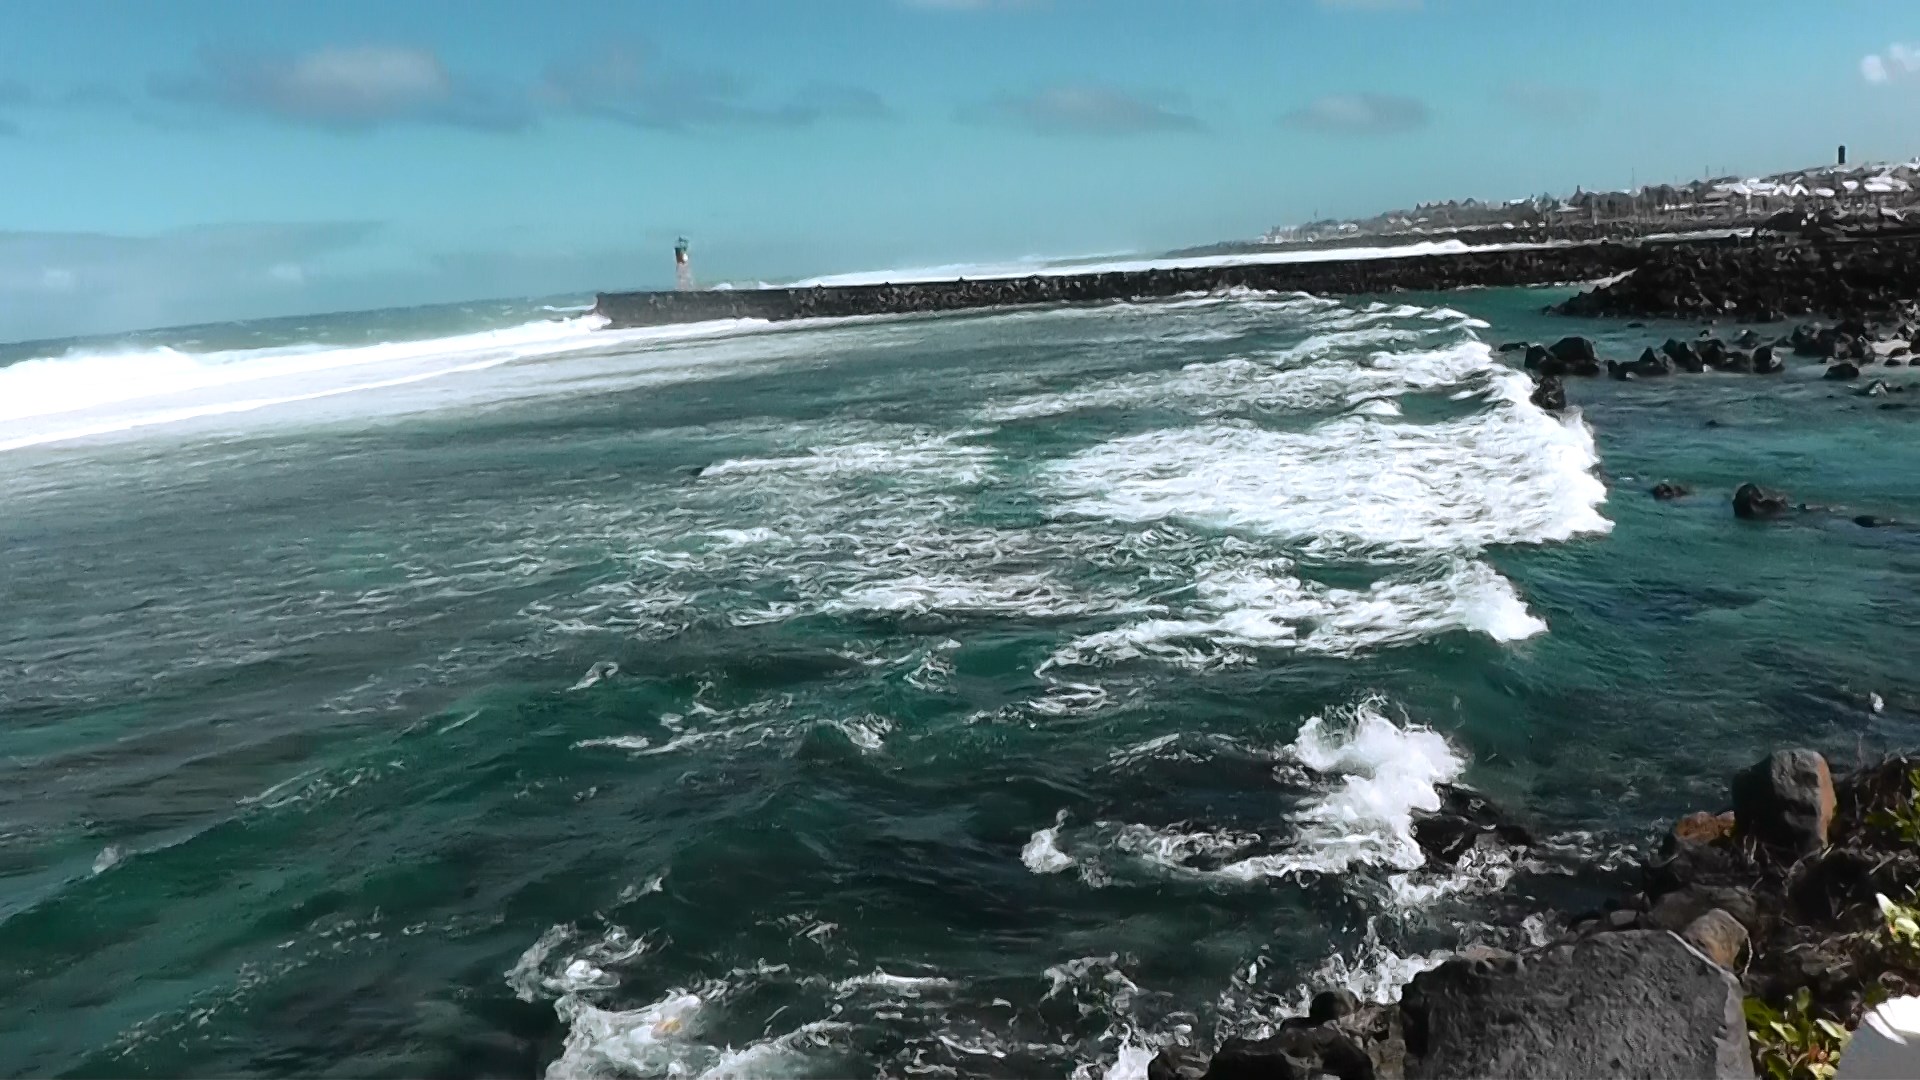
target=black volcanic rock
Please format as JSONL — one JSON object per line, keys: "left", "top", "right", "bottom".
{"left": 1399, "top": 932, "right": 1753, "bottom": 1080}
{"left": 1530, "top": 375, "right": 1567, "bottom": 412}
{"left": 1733, "top": 483, "right": 1791, "bottom": 520}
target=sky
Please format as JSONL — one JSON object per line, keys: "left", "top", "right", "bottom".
{"left": 0, "top": 0, "right": 1914, "bottom": 341}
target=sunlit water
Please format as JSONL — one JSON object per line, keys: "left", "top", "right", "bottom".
{"left": 4, "top": 285, "right": 1918, "bottom": 1077}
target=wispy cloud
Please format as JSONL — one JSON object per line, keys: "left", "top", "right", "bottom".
{"left": 966, "top": 84, "right": 1202, "bottom": 135}
{"left": 149, "top": 44, "right": 534, "bottom": 132}
{"left": 1495, "top": 80, "right": 1595, "bottom": 124}
{"left": 0, "top": 222, "right": 383, "bottom": 340}
{"left": 1281, "top": 92, "right": 1429, "bottom": 135}
{"left": 540, "top": 42, "right": 890, "bottom": 130}
{"left": 1862, "top": 43, "right": 1920, "bottom": 85}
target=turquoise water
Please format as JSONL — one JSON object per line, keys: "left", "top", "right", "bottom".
{"left": 2, "top": 285, "right": 1917, "bottom": 1077}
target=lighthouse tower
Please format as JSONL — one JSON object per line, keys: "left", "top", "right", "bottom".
{"left": 674, "top": 237, "right": 694, "bottom": 291}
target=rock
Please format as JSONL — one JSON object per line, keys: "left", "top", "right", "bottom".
{"left": 1651, "top": 481, "right": 1692, "bottom": 500}
{"left": 1311, "top": 989, "right": 1362, "bottom": 1025}
{"left": 1400, "top": 931, "right": 1754, "bottom": 1079}
{"left": 1646, "top": 815, "right": 1744, "bottom": 897}
{"left": 1732, "top": 749, "right": 1836, "bottom": 855}
{"left": 1530, "top": 375, "right": 1567, "bottom": 412}
{"left": 1735, "top": 329, "right": 1762, "bottom": 348}
{"left": 1856, "top": 515, "right": 1889, "bottom": 527}
{"left": 1645, "top": 885, "right": 1761, "bottom": 935}
{"left": 1202, "top": 1036, "right": 1313, "bottom": 1080}
{"left": 1603, "top": 908, "right": 1640, "bottom": 931}
{"left": 1683, "top": 909, "right": 1749, "bottom": 970}
{"left": 1524, "top": 344, "right": 1553, "bottom": 371}
{"left": 1753, "top": 344, "right": 1783, "bottom": 374}
{"left": 1672, "top": 810, "right": 1737, "bottom": 846}
{"left": 1696, "top": 339, "right": 1728, "bottom": 371}
{"left": 1663, "top": 339, "right": 1703, "bottom": 372}
{"left": 1733, "top": 483, "right": 1792, "bottom": 520}
{"left": 1204, "top": 1026, "right": 1375, "bottom": 1080}
{"left": 1497, "top": 341, "right": 1528, "bottom": 353}
{"left": 1549, "top": 336, "right": 1598, "bottom": 367}
{"left": 1412, "top": 785, "right": 1533, "bottom": 865}
{"left": 1888, "top": 357, "right": 1907, "bottom": 367}
{"left": 1861, "top": 379, "right": 1892, "bottom": 397}
{"left": 1827, "top": 361, "right": 1862, "bottom": 380}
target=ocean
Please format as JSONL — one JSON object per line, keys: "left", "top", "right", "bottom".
{"left": 3, "top": 277, "right": 1917, "bottom": 1077}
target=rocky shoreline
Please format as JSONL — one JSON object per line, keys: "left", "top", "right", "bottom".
{"left": 1152, "top": 749, "right": 1920, "bottom": 1080}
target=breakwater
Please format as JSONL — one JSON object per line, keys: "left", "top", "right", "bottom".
{"left": 592, "top": 239, "right": 1717, "bottom": 328}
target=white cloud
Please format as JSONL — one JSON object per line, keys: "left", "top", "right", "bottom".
{"left": 1863, "top": 43, "right": 1920, "bottom": 85}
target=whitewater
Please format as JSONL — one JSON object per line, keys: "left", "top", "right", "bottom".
{"left": 29, "top": 274, "right": 1875, "bottom": 1080}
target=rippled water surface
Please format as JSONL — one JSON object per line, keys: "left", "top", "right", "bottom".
{"left": 4, "top": 287, "right": 1919, "bottom": 1077}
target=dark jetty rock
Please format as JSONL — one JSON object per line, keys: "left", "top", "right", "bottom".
{"left": 1733, "top": 482, "right": 1791, "bottom": 520}
{"left": 1826, "top": 360, "right": 1862, "bottom": 380}
{"left": 1556, "top": 232, "right": 1920, "bottom": 323}
{"left": 596, "top": 241, "right": 1668, "bottom": 329}
{"left": 1399, "top": 932, "right": 1753, "bottom": 1079}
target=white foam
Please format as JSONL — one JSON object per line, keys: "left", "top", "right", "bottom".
{"left": 1022, "top": 814, "right": 1077, "bottom": 874}
{"left": 1215, "top": 699, "right": 1464, "bottom": 880}
{"left": 1043, "top": 557, "right": 1543, "bottom": 670}
{"left": 545, "top": 991, "right": 708, "bottom": 1079}
{"left": 0, "top": 314, "right": 783, "bottom": 452}
{"left": 1046, "top": 355, "right": 1610, "bottom": 559}
{"left": 1283, "top": 920, "right": 1450, "bottom": 1015}
{"left": 568, "top": 661, "right": 619, "bottom": 691}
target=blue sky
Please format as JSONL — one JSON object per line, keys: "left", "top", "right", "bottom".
{"left": 0, "top": 0, "right": 1913, "bottom": 340}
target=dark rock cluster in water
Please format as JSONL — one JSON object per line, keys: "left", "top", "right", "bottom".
{"left": 1156, "top": 749, "right": 1920, "bottom": 1080}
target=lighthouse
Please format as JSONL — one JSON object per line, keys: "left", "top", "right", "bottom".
{"left": 674, "top": 237, "right": 693, "bottom": 291}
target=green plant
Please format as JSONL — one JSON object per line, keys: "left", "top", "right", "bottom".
{"left": 1867, "top": 767, "right": 1920, "bottom": 844}
{"left": 1744, "top": 988, "right": 1850, "bottom": 1080}
{"left": 1878, "top": 891, "right": 1920, "bottom": 951}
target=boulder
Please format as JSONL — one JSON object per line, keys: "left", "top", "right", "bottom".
{"left": 1646, "top": 814, "right": 1744, "bottom": 896}
{"left": 1311, "top": 989, "right": 1362, "bottom": 1025}
{"left": 1412, "top": 785, "right": 1533, "bottom": 865}
{"left": 1732, "top": 749, "right": 1836, "bottom": 855}
{"left": 1696, "top": 339, "right": 1728, "bottom": 371}
{"left": 1733, "top": 483, "right": 1791, "bottom": 520}
{"left": 1672, "top": 810, "right": 1736, "bottom": 846}
{"left": 1530, "top": 375, "right": 1567, "bottom": 412}
{"left": 1827, "top": 361, "right": 1862, "bottom": 381}
{"left": 1399, "top": 931, "right": 1754, "bottom": 1079}
{"left": 1683, "top": 909, "right": 1749, "bottom": 970}
{"left": 1497, "top": 341, "right": 1529, "bottom": 353}
{"left": 1735, "top": 329, "right": 1763, "bottom": 348}
{"left": 1524, "top": 344, "right": 1554, "bottom": 371}
{"left": 1663, "top": 339, "right": 1703, "bottom": 372}
{"left": 1549, "top": 336, "right": 1598, "bottom": 367}
{"left": 1204, "top": 1026, "right": 1374, "bottom": 1080}
{"left": 1651, "top": 481, "right": 1692, "bottom": 500}
{"left": 1753, "top": 344, "right": 1783, "bottom": 374}
{"left": 1645, "top": 884, "right": 1762, "bottom": 935}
